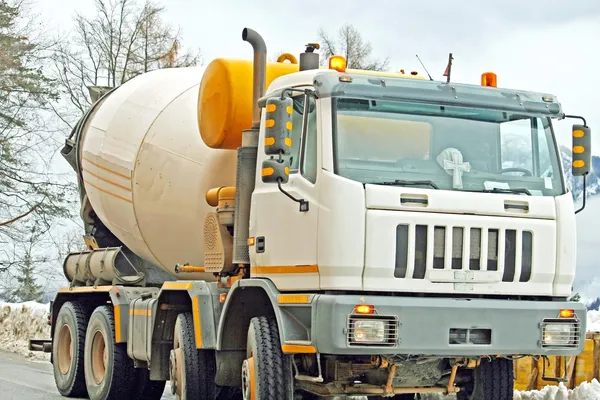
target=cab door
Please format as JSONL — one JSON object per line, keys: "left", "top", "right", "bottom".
{"left": 249, "top": 91, "right": 321, "bottom": 290}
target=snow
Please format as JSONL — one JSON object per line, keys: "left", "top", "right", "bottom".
{"left": 2, "top": 301, "right": 600, "bottom": 398}
{"left": 0, "top": 301, "right": 50, "bottom": 360}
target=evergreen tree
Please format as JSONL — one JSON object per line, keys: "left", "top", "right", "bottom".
{"left": 9, "top": 247, "right": 43, "bottom": 302}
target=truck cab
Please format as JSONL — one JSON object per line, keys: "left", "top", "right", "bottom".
{"left": 252, "top": 59, "right": 582, "bottom": 300}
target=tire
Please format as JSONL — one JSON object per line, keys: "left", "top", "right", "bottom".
{"left": 241, "top": 316, "right": 294, "bottom": 400}
{"left": 52, "top": 301, "right": 89, "bottom": 398}
{"left": 458, "top": 358, "right": 513, "bottom": 400}
{"left": 83, "top": 305, "right": 136, "bottom": 399}
{"left": 133, "top": 368, "right": 167, "bottom": 400}
{"left": 169, "top": 312, "right": 217, "bottom": 399}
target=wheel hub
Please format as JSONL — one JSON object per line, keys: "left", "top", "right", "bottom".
{"left": 241, "top": 356, "right": 255, "bottom": 400}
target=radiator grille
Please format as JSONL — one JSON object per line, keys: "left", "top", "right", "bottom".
{"left": 395, "top": 224, "right": 533, "bottom": 282}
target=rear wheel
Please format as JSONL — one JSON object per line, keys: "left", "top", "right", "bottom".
{"left": 52, "top": 301, "right": 88, "bottom": 398}
{"left": 457, "top": 358, "right": 514, "bottom": 400}
{"left": 83, "top": 305, "right": 136, "bottom": 399}
{"left": 241, "top": 316, "right": 294, "bottom": 400}
{"left": 169, "top": 312, "right": 218, "bottom": 399}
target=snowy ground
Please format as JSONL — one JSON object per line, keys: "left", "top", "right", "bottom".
{"left": 2, "top": 301, "right": 600, "bottom": 399}
{"left": 0, "top": 301, "right": 50, "bottom": 360}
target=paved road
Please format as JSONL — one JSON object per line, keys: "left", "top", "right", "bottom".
{"left": 0, "top": 350, "right": 174, "bottom": 400}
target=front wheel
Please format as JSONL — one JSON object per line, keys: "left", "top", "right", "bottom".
{"left": 242, "top": 316, "right": 294, "bottom": 400}
{"left": 458, "top": 358, "right": 514, "bottom": 400}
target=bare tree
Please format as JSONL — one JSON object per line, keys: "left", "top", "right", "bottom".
{"left": 51, "top": 0, "right": 202, "bottom": 127}
{"left": 317, "top": 23, "right": 389, "bottom": 71}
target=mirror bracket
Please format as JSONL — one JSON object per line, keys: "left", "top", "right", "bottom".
{"left": 277, "top": 179, "right": 309, "bottom": 212}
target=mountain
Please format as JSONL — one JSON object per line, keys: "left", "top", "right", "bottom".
{"left": 559, "top": 146, "right": 600, "bottom": 200}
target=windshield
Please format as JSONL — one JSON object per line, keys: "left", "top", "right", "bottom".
{"left": 332, "top": 97, "right": 565, "bottom": 196}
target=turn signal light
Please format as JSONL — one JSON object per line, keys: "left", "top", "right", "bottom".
{"left": 355, "top": 304, "right": 374, "bottom": 314}
{"left": 329, "top": 55, "right": 347, "bottom": 73}
{"left": 559, "top": 309, "right": 575, "bottom": 318}
{"left": 481, "top": 72, "right": 497, "bottom": 87}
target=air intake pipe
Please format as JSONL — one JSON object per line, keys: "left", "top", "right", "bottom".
{"left": 242, "top": 28, "right": 267, "bottom": 129}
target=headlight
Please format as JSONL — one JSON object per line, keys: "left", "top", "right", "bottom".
{"left": 352, "top": 319, "right": 386, "bottom": 343}
{"left": 543, "top": 323, "right": 574, "bottom": 346}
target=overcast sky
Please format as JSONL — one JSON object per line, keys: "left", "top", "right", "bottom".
{"left": 37, "top": 0, "right": 600, "bottom": 149}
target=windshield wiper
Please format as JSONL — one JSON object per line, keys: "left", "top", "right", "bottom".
{"left": 464, "top": 187, "right": 532, "bottom": 196}
{"left": 375, "top": 179, "right": 439, "bottom": 189}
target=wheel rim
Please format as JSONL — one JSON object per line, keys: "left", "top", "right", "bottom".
{"left": 90, "top": 330, "right": 107, "bottom": 384}
{"left": 241, "top": 356, "right": 256, "bottom": 400}
{"left": 57, "top": 324, "right": 73, "bottom": 375}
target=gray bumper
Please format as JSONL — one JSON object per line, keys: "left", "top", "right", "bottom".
{"left": 312, "top": 295, "right": 586, "bottom": 357}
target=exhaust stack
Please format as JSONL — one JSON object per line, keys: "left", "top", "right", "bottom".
{"left": 242, "top": 28, "right": 267, "bottom": 129}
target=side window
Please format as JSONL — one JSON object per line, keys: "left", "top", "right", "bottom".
{"left": 284, "top": 95, "right": 305, "bottom": 172}
{"left": 301, "top": 95, "right": 318, "bottom": 183}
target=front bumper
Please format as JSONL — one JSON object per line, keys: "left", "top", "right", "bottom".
{"left": 311, "top": 295, "right": 586, "bottom": 357}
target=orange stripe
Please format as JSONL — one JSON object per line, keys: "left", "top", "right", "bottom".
{"left": 251, "top": 265, "right": 319, "bottom": 274}
{"left": 83, "top": 157, "right": 131, "bottom": 180}
{"left": 282, "top": 344, "right": 317, "bottom": 353}
{"left": 114, "top": 304, "right": 122, "bottom": 342}
{"left": 83, "top": 179, "right": 133, "bottom": 203}
{"left": 82, "top": 167, "right": 132, "bottom": 192}
{"left": 192, "top": 297, "right": 203, "bottom": 348}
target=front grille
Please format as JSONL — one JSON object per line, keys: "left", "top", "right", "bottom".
{"left": 394, "top": 224, "right": 533, "bottom": 282}
{"left": 346, "top": 315, "right": 399, "bottom": 347}
{"left": 540, "top": 318, "right": 582, "bottom": 349}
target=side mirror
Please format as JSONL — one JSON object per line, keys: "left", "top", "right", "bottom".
{"left": 572, "top": 124, "right": 591, "bottom": 176}
{"left": 261, "top": 158, "right": 290, "bottom": 184}
{"left": 264, "top": 96, "right": 293, "bottom": 156}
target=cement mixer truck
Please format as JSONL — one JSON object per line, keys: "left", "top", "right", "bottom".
{"left": 29, "top": 27, "right": 592, "bottom": 400}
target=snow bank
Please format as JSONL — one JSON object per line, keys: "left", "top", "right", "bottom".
{"left": 0, "top": 301, "right": 50, "bottom": 360}
{"left": 587, "top": 309, "right": 600, "bottom": 332}
{"left": 514, "top": 379, "right": 600, "bottom": 400}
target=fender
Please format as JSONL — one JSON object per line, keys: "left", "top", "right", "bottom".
{"left": 216, "top": 278, "right": 316, "bottom": 354}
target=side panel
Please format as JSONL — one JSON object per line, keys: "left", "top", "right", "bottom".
{"left": 554, "top": 192, "right": 577, "bottom": 296}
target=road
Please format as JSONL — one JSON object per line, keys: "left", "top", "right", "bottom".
{"left": 0, "top": 350, "right": 174, "bottom": 399}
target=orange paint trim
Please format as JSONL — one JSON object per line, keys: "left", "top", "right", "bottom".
{"left": 114, "top": 304, "right": 122, "bottom": 342}
{"left": 162, "top": 282, "right": 193, "bottom": 290}
{"left": 82, "top": 167, "right": 132, "bottom": 192}
{"left": 129, "top": 309, "right": 152, "bottom": 316}
{"left": 278, "top": 294, "right": 311, "bottom": 304}
{"left": 251, "top": 265, "right": 319, "bottom": 274}
{"left": 83, "top": 179, "right": 133, "bottom": 203}
{"left": 282, "top": 344, "right": 317, "bottom": 354}
{"left": 82, "top": 156, "right": 131, "bottom": 180}
{"left": 192, "top": 296, "right": 203, "bottom": 349}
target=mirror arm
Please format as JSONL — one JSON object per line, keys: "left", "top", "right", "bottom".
{"left": 564, "top": 114, "right": 588, "bottom": 127}
{"left": 277, "top": 178, "right": 309, "bottom": 212}
{"left": 575, "top": 174, "right": 587, "bottom": 214}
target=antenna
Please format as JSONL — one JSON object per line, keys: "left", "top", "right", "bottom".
{"left": 415, "top": 55, "right": 433, "bottom": 81}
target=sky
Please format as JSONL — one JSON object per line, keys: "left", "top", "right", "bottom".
{"left": 37, "top": 0, "right": 600, "bottom": 150}
{"left": 29, "top": 0, "right": 600, "bottom": 298}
